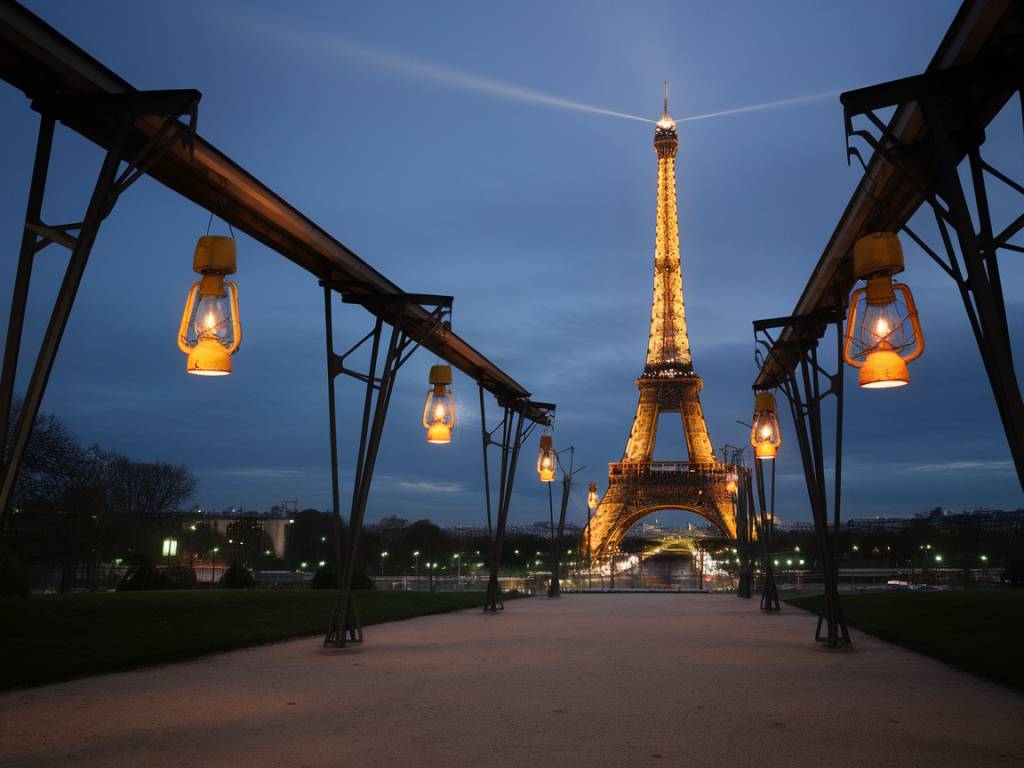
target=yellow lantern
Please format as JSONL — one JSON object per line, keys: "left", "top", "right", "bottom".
{"left": 587, "top": 482, "right": 599, "bottom": 510}
{"left": 726, "top": 472, "right": 738, "bottom": 495}
{"left": 843, "top": 233, "right": 924, "bottom": 389}
{"left": 423, "top": 364, "right": 456, "bottom": 444}
{"left": 537, "top": 434, "right": 557, "bottom": 482}
{"left": 177, "top": 235, "right": 241, "bottom": 376}
{"left": 750, "top": 392, "right": 781, "bottom": 460}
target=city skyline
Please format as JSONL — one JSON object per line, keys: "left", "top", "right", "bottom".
{"left": 2, "top": 0, "right": 1020, "bottom": 529}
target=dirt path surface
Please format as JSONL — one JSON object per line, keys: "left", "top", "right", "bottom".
{"left": 2, "top": 594, "right": 1022, "bottom": 768}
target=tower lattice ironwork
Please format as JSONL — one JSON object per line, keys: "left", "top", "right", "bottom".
{"left": 583, "top": 86, "right": 741, "bottom": 560}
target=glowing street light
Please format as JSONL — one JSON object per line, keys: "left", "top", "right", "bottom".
{"left": 537, "top": 434, "right": 557, "bottom": 482}
{"left": 750, "top": 392, "right": 781, "bottom": 460}
{"left": 177, "top": 235, "right": 242, "bottom": 376}
{"left": 726, "top": 472, "right": 738, "bottom": 495}
{"left": 843, "top": 233, "right": 924, "bottom": 389}
{"left": 423, "top": 364, "right": 456, "bottom": 444}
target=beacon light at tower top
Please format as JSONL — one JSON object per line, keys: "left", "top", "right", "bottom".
{"left": 177, "top": 235, "right": 242, "bottom": 376}
{"left": 655, "top": 80, "right": 676, "bottom": 130}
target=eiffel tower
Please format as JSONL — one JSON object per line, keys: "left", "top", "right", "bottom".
{"left": 583, "top": 86, "right": 737, "bottom": 560}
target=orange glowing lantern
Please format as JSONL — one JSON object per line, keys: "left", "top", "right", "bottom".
{"left": 750, "top": 392, "right": 781, "bottom": 460}
{"left": 726, "top": 472, "right": 738, "bottom": 495}
{"left": 177, "top": 236, "right": 241, "bottom": 376}
{"left": 537, "top": 435, "right": 557, "bottom": 482}
{"left": 423, "top": 364, "right": 456, "bottom": 444}
{"left": 587, "top": 482, "right": 599, "bottom": 510}
{"left": 843, "top": 233, "right": 924, "bottom": 389}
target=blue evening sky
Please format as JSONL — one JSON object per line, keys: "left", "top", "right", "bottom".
{"left": 1, "top": 0, "right": 1021, "bottom": 528}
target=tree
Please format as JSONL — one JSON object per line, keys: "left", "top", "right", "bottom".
{"left": 5, "top": 396, "right": 85, "bottom": 514}
{"left": 87, "top": 447, "right": 197, "bottom": 556}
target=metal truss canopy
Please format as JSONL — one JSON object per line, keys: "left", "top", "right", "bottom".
{"left": 0, "top": 0, "right": 549, "bottom": 425}
{"left": 754, "top": 0, "right": 1022, "bottom": 390}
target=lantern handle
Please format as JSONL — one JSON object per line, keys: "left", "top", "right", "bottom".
{"left": 177, "top": 281, "right": 200, "bottom": 354}
{"left": 894, "top": 283, "right": 925, "bottom": 363}
{"left": 841, "top": 286, "right": 866, "bottom": 368}
{"left": 225, "top": 280, "right": 242, "bottom": 354}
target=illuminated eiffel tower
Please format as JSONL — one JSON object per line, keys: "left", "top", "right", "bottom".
{"left": 583, "top": 86, "right": 737, "bottom": 560}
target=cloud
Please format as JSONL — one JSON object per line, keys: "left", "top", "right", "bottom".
{"left": 906, "top": 460, "right": 1014, "bottom": 473}
{"left": 198, "top": 467, "right": 307, "bottom": 479}
{"left": 395, "top": 480, "right": 467, "bottom": 494}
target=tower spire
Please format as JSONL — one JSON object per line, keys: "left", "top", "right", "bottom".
{"left": 647, "top": 86, "right": 690, "bottom": 376}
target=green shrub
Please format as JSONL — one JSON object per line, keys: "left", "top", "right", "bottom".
{"left": 309, "top": 563, "right": 374, "bottom": 590}
{"left": 1003, "top": 556, "right": 1024, "bottom": 587}
{"left": 0, "top": 548, "right": 30, "bottom": 597}
{"left": 219, "top": 564, "right": 256, "bottom": 589}
{"left": 310, "top": 566, "right": 336, "bottom": 590}
{"left": 165, "top": 566, "right": 197, "bottom": 589}
{"left": 117, "top": 565, "right": 168, "bottom": 591}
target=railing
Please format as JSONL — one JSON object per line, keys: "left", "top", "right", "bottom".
{"left": 608, "top": 461, "right": 738, "bottom": 479}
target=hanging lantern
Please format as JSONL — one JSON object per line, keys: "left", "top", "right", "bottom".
{"left": 726, "top": 472, "right": 738, "bottom": 495}
{"left": 537, "top": 434, "right": 557, "bottom": 482}
{"left": 177, "top": 235, "right": 241, "bottom": 376}
{"left": 587, "top": 482, "right": 599, "bottom": 510}
{"left": 422, "top": 364, "right": 456, "bottom": 444}
{"left": 750, "top": 391, "right": 781, "bottom": 460}
{"left": 843, "top": 233, "right": 924, "bottom": 389}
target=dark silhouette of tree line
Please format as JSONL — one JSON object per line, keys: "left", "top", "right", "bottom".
{"left": 2, "top": 398, "right": 196, "bottom": 592}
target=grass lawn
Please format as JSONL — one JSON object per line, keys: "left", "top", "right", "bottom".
{"left": 0, "top": 589, "right": 508, "bottom": 690}
{"left": 785, "top": 591, "right": 1024, "bottom": 692}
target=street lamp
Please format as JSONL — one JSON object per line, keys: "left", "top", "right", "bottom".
{"left": 423, "top": 364, "right": 456, "bottom": 444}
{"left": 750, "top": 392, "right": 781, "bottom": 460}
{"left": 587, "top": 483, "right": 600, "bottom": 591}
{"left": 210, "top": 546, "right": 220, "bottom": 586}
{"left": 177, "top": 235, "right": 242, "bottom": 376}
{"left": 413, "top": 550, "right": 421, "bottom": 589}
{"left": 380, "top": 550, "right": 389, "bottom": 576}
{"left": 843, "top": 232, "right": 924, "bottom": 388}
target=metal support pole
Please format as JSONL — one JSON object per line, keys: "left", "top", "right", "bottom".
{"left": 753, "top": 458, "right": 779, "bottom": 612}
{"left": 586, "top": 503, "right": 592, "bottom": 591}
{"left": 0, "top": 90, "right": 199, "bottom": 530}
{"left": 755, "top": 311, "right": 848, "bottom": 646}
{"left": 548, "top": 453, "right": 574, "bottom": 597}
{"left": 485, "top": 408, "right": 528, "bottom": 612}
{"left": 479, "top": 383, "right": 494, "bottom": 539}
{"left": 920, "top": 100, "right": 1024, "bottom": 490}
{"left": 322, "top": 289, "right": 451, "bottom": 646}
{"left": 0, "top": 115, "right": 55, "bottom": 470}
{"left": 323, "top": 287, "right": 345, "bottom": 604}
{"left": 0, "top": 118, "right": 130, "bottom": 526}
{"left": 547, "top": 481, "right": 558, "bottom": 597}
